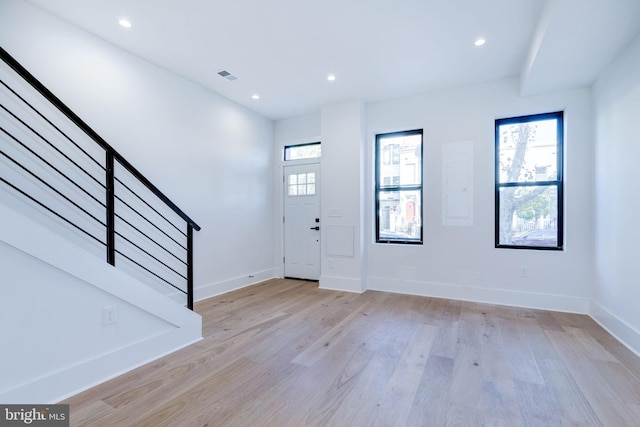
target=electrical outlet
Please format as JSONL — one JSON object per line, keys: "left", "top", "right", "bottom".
{"left": 520, "top": 267, "right": 528, "bottom": 278}
{"left": 102, "top": 306, "right": 118, "bottom": 325}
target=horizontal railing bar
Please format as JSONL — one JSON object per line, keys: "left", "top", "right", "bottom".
{"left": 0, "top": 47, "right": 200, "bottom": 231}
{"left": 115, "top": 154, "right": 200, "bottom": 230}
{"left": 115, "top": 193, "right": 188, "bottom": 250}
{"left": 1, "top": 126, "right": 106, "bottom": 209}
{"left": 115, "top": 249, "right": 187, "bottom": 295}
{"left": 1, "top": 103, "right": 105, "bottom": 189}
{"left": 1, "top": 150, "right": 106, "bottom": 228}
{"left": 115, "top": 174, "right": 187, "bottom": 238}
{"left": 0, "top": 79, "right": 104, "bottom": 171}
{"left": 115, "top": 212, "right": 187, "bottom": 266}
{"left": 0, "top": 177, "right": 105, "bottom": 246}
{"left": 115, "top": 231, "right": 188, "bottom": 281}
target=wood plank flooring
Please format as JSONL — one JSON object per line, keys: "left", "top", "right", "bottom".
{"left": 64, "top": 279, "right": 640, "bottom": 426}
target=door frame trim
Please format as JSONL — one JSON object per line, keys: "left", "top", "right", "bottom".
{"left": 275, "top": 136, "right": 321, "bottom": 279}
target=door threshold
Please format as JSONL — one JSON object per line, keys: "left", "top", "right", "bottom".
{"left": 284, "top": 277, "right": 319, "bottom": 283}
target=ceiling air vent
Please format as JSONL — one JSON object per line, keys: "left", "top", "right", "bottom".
{"left": 216, "top": 69, "right": 239, "bottom": 81}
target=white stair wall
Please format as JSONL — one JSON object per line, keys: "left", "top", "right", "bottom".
{"left": 0, "top": 201, "right": 202, "bottom": 404}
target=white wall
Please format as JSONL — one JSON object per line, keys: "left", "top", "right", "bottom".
{"left": 320, "top": 101, "right": 366, "bottom": 292}
{"left": 275, "top": 77, "right": 595, "bottom": 313}
{"left": 366, "top": 78, "right": 594, "bottom": 312}
{"left": 0, "top": 0, "right": 276, "bottom": 299}
{"left": 592, "top": 34, "right": 640, "bottom": 354}
{"left": 274, "top": 112, "right": 321, "bottom": 144}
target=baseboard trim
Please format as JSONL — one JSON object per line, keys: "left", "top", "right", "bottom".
{"left": 366, "top": 276, "right": 589, "bottom": 314}
{"left": 319, "top": 275, "right": 364, "bottom": 293}
{"left": 195, "top": 269, "right": 276, "bottom": 301}
{"left": 1, "top": 328, "right": 202, "bottom": 404}
{"left": 589, "top": 300, "right": 640, "bottom": 358}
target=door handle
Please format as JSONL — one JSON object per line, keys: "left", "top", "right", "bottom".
{"left": 310, "top": 226, "right": 320, "bottom": 230}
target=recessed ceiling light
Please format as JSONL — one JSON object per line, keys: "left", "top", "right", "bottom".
{"left": 118, "top": 18, "right": 132, "bottom": 28}
{"left": 474, "top": 38, "right": 486, "bottom": 46}
{"left": 252, "top": 94, "right": 260, "bottom": 100}
{"left": 327, "top": 74, "right": 336, "bottom": 81}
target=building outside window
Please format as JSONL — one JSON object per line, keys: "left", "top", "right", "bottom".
{"left": 495, "top": 112, "right": 563, "bottom": 249}
{"left": 375, "top": 130, "right": 423, "bottom": 244}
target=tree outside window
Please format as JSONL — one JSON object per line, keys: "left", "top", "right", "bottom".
{"left": 495, "top": 112, "right": 563, "bottom": 249}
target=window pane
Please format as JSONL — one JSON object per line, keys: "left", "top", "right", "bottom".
{"left": 378, "top": 134, "right": 421, "bottom": 187}
{"left": 284, "top": 143, "right": 321, "bottom": 160}
{"left": 498, "top": 118, "right": 558, "bottom": 183}
{"left": 498, "top": 186, "right": 558, "bottom": 247}
{"left": 288, "top": 173, "right": 317, "bottom": 197}
{"left": 496, "top": 111, "right": 563, "bottom": 250}
{"left": 378, "top": 190, "right": 421, "bottom": 241}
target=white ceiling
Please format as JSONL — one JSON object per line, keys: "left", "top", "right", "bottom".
{"left": 23, "top": 0, "right": 640, "bottom": 121}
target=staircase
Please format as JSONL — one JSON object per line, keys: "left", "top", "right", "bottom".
{"left": 0, "top": 46, "right": 202, "bottom": 404}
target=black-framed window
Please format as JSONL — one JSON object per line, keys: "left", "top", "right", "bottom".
{"left": 375, "top": 130, "right": 423, "bottom": 244}
{"left": 284, "top": 142, "right": 321, "bottom": 161}
{"left": 495, "top": 112, "right": 563, "bottom": 250}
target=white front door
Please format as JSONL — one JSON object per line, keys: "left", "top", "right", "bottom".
{"left": 284, "top": 163, "right": 320, "bottom": 280}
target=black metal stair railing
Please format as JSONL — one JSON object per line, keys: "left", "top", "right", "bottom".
{"left": 0, "top": 46, "right": 200, "bottom": 310}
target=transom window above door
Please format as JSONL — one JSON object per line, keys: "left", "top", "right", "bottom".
{"left": 284, "top": 142, "right": 321, "bottom": 161}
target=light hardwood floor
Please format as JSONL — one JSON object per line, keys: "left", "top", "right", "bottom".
{"left": 65, "top": 279, "right": 640, "bottom": 426}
